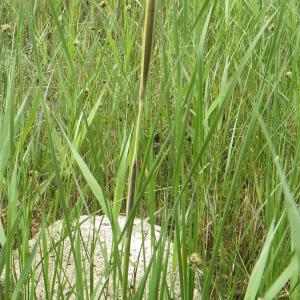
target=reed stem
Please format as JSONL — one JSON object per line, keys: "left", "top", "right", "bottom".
{"left": 122, "top": 0, "right": 156, "bottom": 298}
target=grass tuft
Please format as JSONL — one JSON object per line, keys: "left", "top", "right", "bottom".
{"left": 1, "top": 0, "right": 300, "bottom": 298}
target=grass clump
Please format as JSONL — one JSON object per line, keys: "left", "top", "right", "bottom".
{"left": 1, "top": 0, "right": 300, "bottom": 299}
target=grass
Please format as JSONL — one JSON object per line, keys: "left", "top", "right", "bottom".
{"left": 1, "top": 0, "right": 300, "bottom": 299}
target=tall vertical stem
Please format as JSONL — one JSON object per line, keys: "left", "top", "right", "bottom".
{"left": 122, "top": 0, "right": 156, "bottom": 298}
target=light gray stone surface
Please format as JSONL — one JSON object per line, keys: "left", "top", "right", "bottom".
{"left": 8, "top": 215, "right": 199, "bottom": 299}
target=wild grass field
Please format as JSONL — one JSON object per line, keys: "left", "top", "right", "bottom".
{"left": 1, "top": 0, "right": 300, "bottom": 299}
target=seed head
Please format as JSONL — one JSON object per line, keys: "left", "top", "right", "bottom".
{"left": 1, "top": 24, "right": 12, "bottom": 31}
{"left": 285, "top": 70, "right": 292, "bottom": 79}
{"left": 74, "top": 39, "right": 80, "bottom": 46}
{"left": 100, "top": 1, "right": 107, "bottom": 8}
{"left": 188, "top": 253, "right": 202, "bottom": 274}
{"left": 268, "top": 23, "right": 275, "bottom": 32}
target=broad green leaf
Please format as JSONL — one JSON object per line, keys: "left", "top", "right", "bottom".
{"left": 113, "top": 130, "right": 132, "bottom": 219}
{"left": 62, "top": 129, "right": 111, "bottom": 218}
{"left": 245, "top": 222, "right": 276, "bottom": 300}
{"left": 263, "top": 255, "right": 298, "bottom": 300}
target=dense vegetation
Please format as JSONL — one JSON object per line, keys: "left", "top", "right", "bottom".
{"left": 1, "top": 0, "right": 300, "bottom": 299}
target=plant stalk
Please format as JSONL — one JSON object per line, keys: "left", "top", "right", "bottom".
{"left": 122, "top": 0, "right": 156, "bottom": 298}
